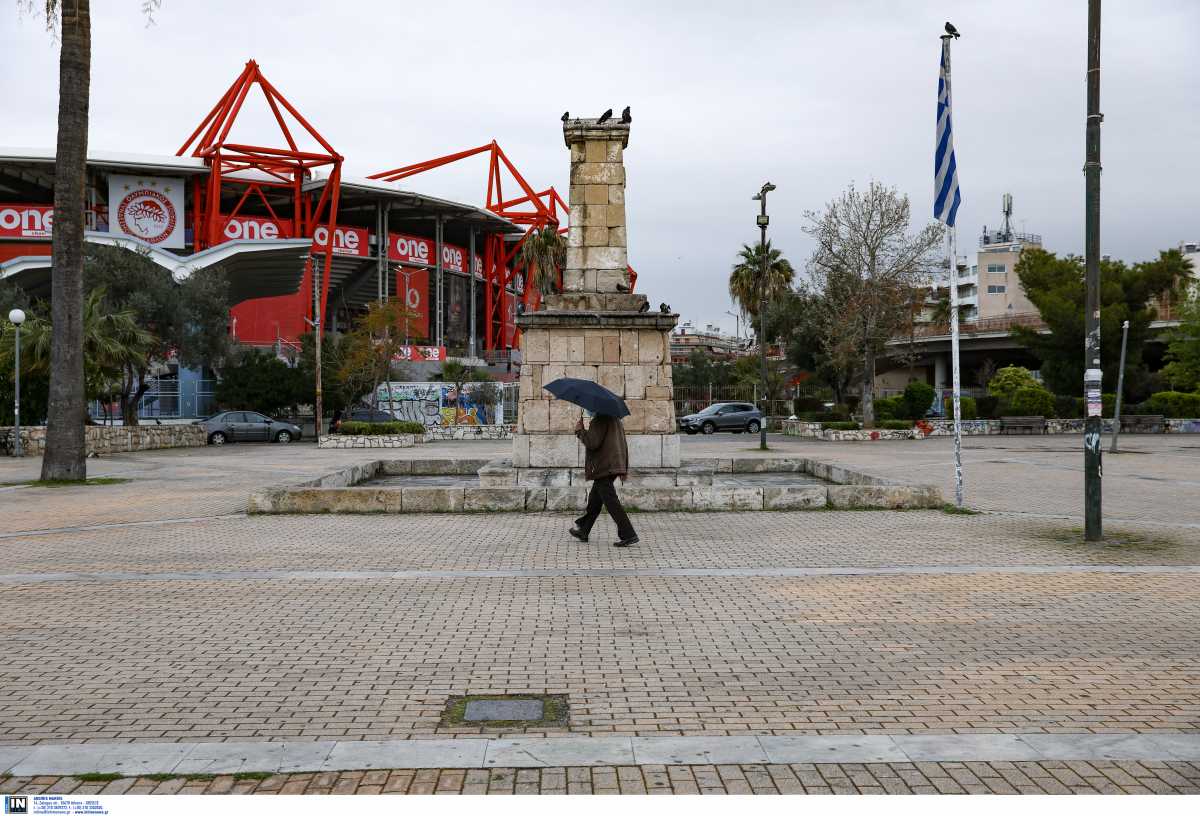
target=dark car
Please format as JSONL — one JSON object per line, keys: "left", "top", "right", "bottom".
{"left": 331, "top": 406, "right": 396, "bottom": 433}
{"left": 197, "top": 411, "right": 302, "bottom": 445}
{"left": 678, "top": 402, "right": 764, "bottom": 435}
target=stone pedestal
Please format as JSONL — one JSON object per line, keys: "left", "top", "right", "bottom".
{"left": 511, "top": 115, "right": 679, "bottom": 470}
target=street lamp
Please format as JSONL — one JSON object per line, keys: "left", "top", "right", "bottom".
{"left": 8, "top": 308, "right": 25, "bottom": 457}
{"left": 724, "top": 310, "right": 741, "bottom": 345}
{"left": 750, "top": 182, "right": 775, "bottom": 451}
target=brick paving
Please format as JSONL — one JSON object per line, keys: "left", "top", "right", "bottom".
{"left": 0, "top": 436, "right": 1197, "bottom": 793}
{"left": 2, "top": 761, "right": 1198, "bottom": 794}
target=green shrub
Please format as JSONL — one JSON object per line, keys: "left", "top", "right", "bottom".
{"left": 337, "top": 420, "right": 426, "bottom": 436}
{"left": 874, "top": 396, "right": 903, "bottom": 421}
{"left": 976, "top": 395, "right": 1000, "bottom": 419}
{"left": 877, "top": 420, "right": 913, "bottom": 430}
{"left": 821, "top": 421, "right": 861, "bottom": 431}
{"left": 988, "top": 366, "right": 1039, "bottom": 402}
{"left": 941, "top": 395, "right": 978, "bottom": 420}
{"left": 793, "top": 396, "right": 826, "bottom": 414}
{"left": 1142, "top": 390, "right": 1200, "bottom": 418}
{"left": 901, "top": 381, "right": 936, "bottom": 419}
{"left": 1008, "top": 386, "right": 1055, "bottom": 417}
{"left": 800, "top": 411, "right": 849, "bottom": 422}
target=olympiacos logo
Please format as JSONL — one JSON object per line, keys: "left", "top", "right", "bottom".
{"left": 116, "top": 188, "right": 176, "bottom": 244}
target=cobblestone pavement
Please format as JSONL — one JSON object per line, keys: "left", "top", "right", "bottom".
{"left": 0, "top": 436, "right": 1197, "bottom": 793}
{"left": 3, "top": 761, "right": 1199, "bottom": 794}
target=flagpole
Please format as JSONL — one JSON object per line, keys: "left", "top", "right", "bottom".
{"left": 941, "top": 33, "right": 965, "bottom": 508}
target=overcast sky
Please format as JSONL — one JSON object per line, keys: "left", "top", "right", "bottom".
{"left": 4, "top": 0, "right": 1198, "bottom": 336}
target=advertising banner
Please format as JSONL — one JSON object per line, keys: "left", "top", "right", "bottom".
{"left": 311, "top": 224, "right": 368, "bottom": 256}
{"left": 395, "top": 266, "right": 431, "bottom": 340}
{"left": 389, "top": 232, "right": 434, "bottom": 265}
{"left": 219, "top": 214, "right": 295, "bottom": 242}
{"left": 0, "top": 205, "right": 54, "bottom": 239}
{"left": 392, "top": 345, "right": 447, "bottom": 362}
{"left": 108, "top": 175, "right": 185, "bottom": 248}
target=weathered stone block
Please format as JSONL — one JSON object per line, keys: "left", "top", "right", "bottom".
{"left": 661, "top": 434, "right": 681, "bottom": 468}
{"left": 624, "top": 365, "right": 646, "bottom": 400}
{"left": 606, "top": 204, "right": 625, "bottom": 227}
{"left": 565, "top": 364, "right": 597, "bottom": 381}
{"left": 624, "top": 400, "right": 647, "bottom": 432}
{"left": 584, "top": 185, "right": 609, "bottom": 205}
{"left": 692, "top": 487, "right": 764, "bottom": 511}
{"left": 605, "top": 141, "right": 623, "bottom": 162}
{"left": 567, "top": 335, "right": 585, "bottom": 363}
{"left": 608, "top": 226, "right": 627, "bottom": 247}
{"left": 478, "top": 463, "right": 518, "bottom": 487}
{"left": 602, "top": 335, "right": 620, "bottom": 363}
{"left": 584, "top": 225, "right": 609, "bottom": 247}
{"left": 377, "top": 459, "right": 413, "bottom": 476}
{"left": 542, "top": 363, "right": 566, "bottom": 386}
{"left": 528, "top": 434, "right": 582, "bottom": 467}
{"left": 545, "top": 487, "right": 588, "bottom": 511}
{"left": 571, "top": 162, "right": 624, "bottom": 185}
{"left": 584, "top": 335, "right": 604, "bottom": 363}
{"left": 644, "top": 400, "right": 675, "bottom": 433}
{"left": 583, "top": 204, "right": 609, "bottom": 227}
{"left": 595, "top": 269, "right": 627, "bottom": 293}
{"left": 826, "top": 484, "right": 942, "bottom": 510}
{"left": 566, "top": 246, "right": 584, "bottom": 270}
{"left": 764, "top": 486, "right": 827, "bottom": 510}
{"left": 645, "top": 385, "right": 671, "bottom": 400}
{"left": 549, "top": 400, "right": 582, "bottom": 432}
{"left": 620, "top": 330, "right": 639, "bottom": 363}
{"left": 465, "top": 488, "right": 526, "bottom": 512}
{"left": 621, "top": 487, "right": 692, "bottom": 511}
{"left": 584, "top": 140, "right": 608, "bottom": 163}
{"left": 524, "top": 489, "right": 548, "bottom": 511}
{"left": 512, "top": 434, "right": 530, "bottom": 467}
{"left": 586, "top": 246, "right": 627, "bottom": 270}
{"left": 522, "top": 400, "right": 549, "bottom": 432}
{"left": 626, "top": 434, "right": 663, "bottom": 468}
{"left": 597, "top": 364, "right": 624, "bottom": 396}
{"left": 516, "top": 468, "right": 572, "bottom": 487}
{"left": 638, "top": 329, "right": 665, "bottom": 363}
{"left": 608, "top": 184, "right": 624, "bottom": 204}
{"left": 402, "top": 487, "right": 467, "bottom": 512}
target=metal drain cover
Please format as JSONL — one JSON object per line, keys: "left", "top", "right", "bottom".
{"left": 464, "top": 698, "right": 545, "bottom": 722}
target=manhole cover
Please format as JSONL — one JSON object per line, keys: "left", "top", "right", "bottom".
{"left": 442, "top": 694, "right": 568, "bottom": 728}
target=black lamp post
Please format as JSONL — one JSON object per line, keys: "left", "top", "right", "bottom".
{"left": 8, "top": 308, "right": 25, "bottom": 457}
{"left": 751, "top": 182, "right": 775, "bottom": 451}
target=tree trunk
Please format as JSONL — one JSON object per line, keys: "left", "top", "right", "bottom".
{"left": 41, "top": 0, "right": 91, "bottom": 481}
{"left": 861, "top": 348, "right": 876, "bottom": 429}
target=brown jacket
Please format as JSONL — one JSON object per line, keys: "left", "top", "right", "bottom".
{"left": 576, "top": 414, "right": 629, "bottom": 481}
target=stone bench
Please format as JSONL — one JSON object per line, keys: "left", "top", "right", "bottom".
{"left": 1000, "top": 416, "right": 1045, "bottom": 435}
{"left": 1119, "top": 414, "right": 1165, "bottom": 434}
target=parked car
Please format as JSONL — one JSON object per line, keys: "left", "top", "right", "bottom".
{"left": 331, "top": 406, "right": 396, "bottom": 433}
{"left": 197, "top": 411, "right": 302, "bottom": 445}
{"left": 677, "top": 402, "right": 764, "bottom": 435}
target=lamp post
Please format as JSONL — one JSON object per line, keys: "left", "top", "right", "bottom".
{"left": 8, "top": 308, "right": 25, "bottom": 457}
{"left": 724, "top": 310, "right": 741, "bottom": 344}
{"left": 751, "top": 182, "right": 776, "bottom": 451}
{"left": 1110, "top": 319, "right": 1130, "bottom": 454}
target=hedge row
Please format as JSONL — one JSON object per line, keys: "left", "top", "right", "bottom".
{"left": 337, "top": 420, "right": 426, "bottom": 436}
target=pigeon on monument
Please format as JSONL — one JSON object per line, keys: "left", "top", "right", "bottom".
{"left": 659, "top": 303, "right": 671, "bottom": 314}
{"left": 620, "top": 106, "right": 631, "bottom": 124}
{"left": 615, "top": 282, "right": 629, "bottom": 293}
{"left": 597, "top": 108, "right": 613, "bottom": 125}
{"left": 638, "top": 300, "right": 650, "bottom": 313}
{"left": 944, "top": 21, "right": 960, "bottom": 38}
{"left": 561, "top": 111, "right": 570, "bottom": 122}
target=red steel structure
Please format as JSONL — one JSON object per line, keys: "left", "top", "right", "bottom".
{"left": 370, "top": 142, "right": 637, "bottom": 352}
{"left": 177, "top": 60, "right": 344, "bottom": 325}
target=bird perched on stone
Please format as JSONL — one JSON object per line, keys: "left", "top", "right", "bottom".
{"left": 615, "top": 282, "right": 630, "bottom": 293}
{"left": 638, "top": 300, "right": 650, "bottom": 313}
{"left": 620, "top": 106, "right": 631, "bottom": 124}
{"left": 561, "top": 111, "right": 570, "bottom": 122}
{"left": 944, "top": 21, "right": 960, "bottom": 38}
{"left": 659, "top": 302, "right": 671, "bottom": 314}
{"left": 597, "top": 108, "right": 613, "bottom": 125}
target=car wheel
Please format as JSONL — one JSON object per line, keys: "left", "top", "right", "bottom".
{"left": 209, "top": 431, "right": 227, "bottom": 446}
{"left": 275, "top": 430, "right": 293, "bottom": 444}
{"left": 747, "top": 419, "right": 761, "bottom": 434}
{"left": 701, "top": 421, "right": 716, "bottom": 435}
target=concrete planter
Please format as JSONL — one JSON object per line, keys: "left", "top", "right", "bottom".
{"left": 318, "top": 434, "right": 422, "bottom": 449}
{"left": 423, "top": 424, "right": 514, "bottom": 441}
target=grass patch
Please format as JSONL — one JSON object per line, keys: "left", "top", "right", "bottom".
{"left": 233, "top": 771, "right": 273, "bottom": 781}
{"left": 2, "top": 477, "right": 130, "bottom": 488}
{"left": 143, "top": 773, "right": 178, "bottom": 782}
{"left": 75, "top": 773, "right": 123, "bottom": 783}
{"left": 184, "top": 774, "right": 216, "bottom": 781}
{"left": 942, "top": 503, "right": 981, "bottom": 515}
{"left": 440, "top": 693, "right": 569, "bottom": 729}
{"left": 1033, "top": 526, "right": 1182, "bottom": 550}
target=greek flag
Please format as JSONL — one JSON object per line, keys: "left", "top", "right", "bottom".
{"left": 934, "top": 42, "right": 961, "bottom": 226}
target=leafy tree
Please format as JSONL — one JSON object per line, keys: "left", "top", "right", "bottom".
{"left": 901, "top": 381, "right": 935, "bottom": 420}
{"left": 333, "top": 300, "right": 419, "bottom": 409}
{"left": 732, "top": 355, "right": 786, "bottom": 401}
{"left": 987, "top": 365, "right": 1039, "bottom": 402}
{"left": 83, "top": 245, "right": 231, "bottom": 424}
{"left": 439, "top": 359, "right": 478, "bottom": 424}
{"left": 1010, "top": 385, "right": 1055, "bottom": 417}
{"left": 763, "top": 289, "right": 858, "bottom": 404}
{"left": 803, "top": 181, "right": 943, "bottom": 427}
{"left": 299, "top": 332, "right": 352, "bottom": 416}
{"left": 517, "top": 226, "right": 567, "bottom": 296}
{"left": 672, "top": 348, "right": 734, "bottom": 390}
{"left": 214, "top": 349, "right": 305, "bottom": 417}
{"left": 728, "top": 240, "right": 795, "bottom": 318}
{"left": 1012, "top": 247, "right": 1190, "bottom": 399}
{"left": 1162, "top": 289, "right": 1200, "bottom": 392}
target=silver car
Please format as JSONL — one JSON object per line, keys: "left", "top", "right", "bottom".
{"left": 678, "top": 402, "right": 764, "bottom": 435}
{"left": 197, "top": 411, "right": 302, "bottom": 445}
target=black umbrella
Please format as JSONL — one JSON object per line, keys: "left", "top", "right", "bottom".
{"left": 542, "top": 377, "right": 630, "bottom": 418}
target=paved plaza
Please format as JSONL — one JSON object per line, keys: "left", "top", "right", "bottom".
{"left": 1, "top": 434, "right": 1198, "bottom": 794}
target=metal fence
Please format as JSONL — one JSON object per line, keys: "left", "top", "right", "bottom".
{"left": 673, "top": 385, "right": 804, "bottom": 419}
{"left": 89, "top": 378, "right": 219, "bottom": 423}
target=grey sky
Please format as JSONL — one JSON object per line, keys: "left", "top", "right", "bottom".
{"left": 4, "top": 0, "right": 1198, "bottom": 336}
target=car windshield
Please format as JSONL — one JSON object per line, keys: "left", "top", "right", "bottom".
{"left": 697, "top": 405, "right": 724, "bottom": 415}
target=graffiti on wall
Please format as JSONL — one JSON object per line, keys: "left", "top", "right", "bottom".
{"left": 372, "top": 382, "right": 502, "bottom": 427}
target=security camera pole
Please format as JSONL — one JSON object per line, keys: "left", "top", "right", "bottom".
{"left": 1083, "top": 0, "right": 1103, "bottom": 539}
{"left": 753, "top": 182, "right": 776, "bottom": 451}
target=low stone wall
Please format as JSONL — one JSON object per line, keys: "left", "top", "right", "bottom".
{"left": 423, "top": 424, "right": 514, "bottom": 441}
{"left": 1, "top": 424, "right": 206, "bottom": 457}
{"left": 782, "top": 417, "right": 1200, "bottom": 440}
{"left": 318, "top": 434, "right": 422, "bottom": 449}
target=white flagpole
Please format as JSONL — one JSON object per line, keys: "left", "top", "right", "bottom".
{"left": 943, "top": 35, "right": 965, "bottom": 508}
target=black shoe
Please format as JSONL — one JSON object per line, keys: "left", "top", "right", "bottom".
{"left": 569, "top": 527, "right": 589, "bottom": 543}
{"left": 613, "top": 535, "right": 639, "bottom": 547}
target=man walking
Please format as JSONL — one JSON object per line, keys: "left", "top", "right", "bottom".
{"left": 569, "top": 412, "right": 639, "bottom": 547}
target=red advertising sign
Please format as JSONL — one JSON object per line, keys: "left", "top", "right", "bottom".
{"left": 219, "top": 214, "right": 295, "bottom": 242}
{"left": 393, "top": 345, "right": 447, "bottom": 362}
{"left": 396, "top": 266, "right": 431, "bottom": 340}
{"left": 389, "top": 232, "right": 434, "bottom": 265}
{"left": 312, "top": 224, "right": 368, "bottom": 257}
{"left": 0, "top": 205, "right": 54, "bottom": 239}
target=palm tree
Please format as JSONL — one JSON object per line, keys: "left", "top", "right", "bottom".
{"left": 39, "top": 0, "right": 91, "bottom": 479}
{"left": 728, "top": 241, "right": 795, "bottom": 318}
{"left": 517, "top": 227, "right": 567, "bottom": 296}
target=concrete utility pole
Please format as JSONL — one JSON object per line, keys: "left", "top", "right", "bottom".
{"left": 1083, "top": 0, "right": 1104, "bottom": 540}
{"left": 1110, "top": 319, "right": 1129, "bottom": 453}
{"left": 753, "top": 182, "right": 776, "bottom": 451}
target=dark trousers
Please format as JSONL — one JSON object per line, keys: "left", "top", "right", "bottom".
{"left": 575, "top": 476, "right": 636, "bottom": 541}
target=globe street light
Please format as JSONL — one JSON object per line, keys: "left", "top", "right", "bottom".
{"left": 8, "top": 308, "right": 25, "bottom": 457}
{"left": 750, "top": 182, "right": 775, "bottom": 451}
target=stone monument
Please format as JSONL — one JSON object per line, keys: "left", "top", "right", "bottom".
{"left": 511, "top": 115, "right": 680, "bottom": 476}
